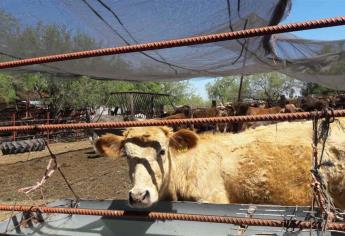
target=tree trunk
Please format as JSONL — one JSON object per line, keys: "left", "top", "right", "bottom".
{"left": 237, "top": 75, "right": 244, "bottom": 102}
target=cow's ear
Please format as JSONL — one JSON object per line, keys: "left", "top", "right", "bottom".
{"left": 160, "top": 126, "right": 173, "bottom": 136}
{"left": 169, "top": 129, "right": 198, "bottom": 151}
{"left": 94, "top": 133, "right": 124, "bottom": 158}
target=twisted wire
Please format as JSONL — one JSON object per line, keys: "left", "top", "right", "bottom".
{"left": 0, "top": 16, "right": 344, "bottom": 69}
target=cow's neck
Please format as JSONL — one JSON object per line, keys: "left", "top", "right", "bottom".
{"left": 158, "top": 149, "right": 198, "bottom": 202}
{"left": 158, "top": 149, "right": 176, "bottom": 201}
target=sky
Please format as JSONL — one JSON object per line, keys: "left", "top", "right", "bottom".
{"left": 190, "top": 0, "right": 345, "bottom": 100}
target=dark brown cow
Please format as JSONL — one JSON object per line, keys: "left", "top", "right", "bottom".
{"left": 192, "top": 107, "right": 227, "bottom": 132}
{"left": 334, "top": 95, "right": 345, "bottom": 109}
{"left": 299, "top": 96, "right": 329, "bottom": 111}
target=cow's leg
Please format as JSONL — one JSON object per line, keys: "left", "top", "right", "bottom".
{"left": 214, "top": 124, "right": 219, "bottom": 133}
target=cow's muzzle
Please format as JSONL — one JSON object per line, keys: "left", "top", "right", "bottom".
{"left": 128, "top": 190, "right": 151, "bottom": 207}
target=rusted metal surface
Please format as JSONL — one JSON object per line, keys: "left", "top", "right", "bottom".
{"left": 0, "top": 16, "right": 344, "bottom": 69}
{"left": 0, "top": 110, "right": 344, "bottom": 133}
{"left": 0, "top": 203, "right": 344, "bottom": 231}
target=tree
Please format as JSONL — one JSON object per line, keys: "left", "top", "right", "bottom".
{"left": 206, "top": 72, "right": 301, "bottom": 104}
{"left": 301, "top": 82, "right": 335, "bottom": 96}
{"left": 186, "top": 94, "right": 208, "bottom": 107}
{"left": 248, "top": 72, "right": 301, "bottom": 103}
{"left": 0, "top": 74, "right": 16, "bottom": 103}
{"left": 206, "top": 76, "right": 250, "bottom": 103}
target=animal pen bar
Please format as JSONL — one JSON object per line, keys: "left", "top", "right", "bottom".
{"left": 0, "top": 110, "right": 344, "bottom": 133}
{"left": 0, "top": 16, "right": 344, "bottom": 69}
{"left": 0, "top": 204, "right": 344, "bottom": 231}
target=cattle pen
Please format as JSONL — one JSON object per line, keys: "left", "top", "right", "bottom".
{"left": 1, "top": 1, "right": 345, "bottom": 235}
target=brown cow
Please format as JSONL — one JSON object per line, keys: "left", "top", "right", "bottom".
{"left": 163, "top": 106, "right": 234, "bottom": 133}
{"left": 192, "top": 107, "right": 221, "bottom": 132}
{"left": 161, "top": 112, "right": 190, "bottom": 131}
{"left": 246, "top": 106, "right": 282, "bottom": 115}
{"left": 94, "top": 119, "right": 345, "bottom": 209}
{"left": 244, "top": 106, "right": 282, "bottom": 130}
{"left": 282, "top": 103, "right": 304, "bottom": 113}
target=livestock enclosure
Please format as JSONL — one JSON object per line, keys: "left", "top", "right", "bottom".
{"left": 1, "top": 1, "right": 345, "bottom": 235}
{"left": 110, "top": 92, "right": 175, "bottom": 120}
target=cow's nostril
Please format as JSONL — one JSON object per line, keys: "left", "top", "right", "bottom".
{"left": 129, "top": 191, "right": 134, "bottom": 204}
{"left": 142, "top": 190, "right": 150, "bottom": 201}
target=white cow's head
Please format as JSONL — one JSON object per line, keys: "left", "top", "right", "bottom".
{"left": 97, "top": 127, "right": 198, "bottom": 208}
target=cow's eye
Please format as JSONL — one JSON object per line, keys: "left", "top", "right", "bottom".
{"left": 159, "top": 149, "right": 166, "bottom": 156}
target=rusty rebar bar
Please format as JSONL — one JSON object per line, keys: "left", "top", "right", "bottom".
{"left": 0, "top": 16, "right": 345, "bottom": 69}
{"left": 0, "top": 110, "right": 344, "bottom": 133}
{"left": 0, "top": 204, "right": 344, "bottom": 231}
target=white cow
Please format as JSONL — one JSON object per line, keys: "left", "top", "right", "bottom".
{"left": 94, "top": 119, "right": 345, "bottom": 209}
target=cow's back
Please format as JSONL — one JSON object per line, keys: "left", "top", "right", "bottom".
{"left": 198, "top": 119, "right": 345, "bottom": 207}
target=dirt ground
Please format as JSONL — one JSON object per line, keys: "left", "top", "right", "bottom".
{"left": 0, "top": 141, "right": 131, "bottom": 221}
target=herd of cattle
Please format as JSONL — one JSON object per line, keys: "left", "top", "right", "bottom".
{"left": 160, "top": 95, "right": 345, "bottom": 133}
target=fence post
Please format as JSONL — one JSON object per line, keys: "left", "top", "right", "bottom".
{"left": 47, "top": 112, "right": 50, "bottom": 143}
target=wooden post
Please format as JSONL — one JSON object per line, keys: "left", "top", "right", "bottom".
{"left": 25, "top": 98, "right": 29, "bottom": 118}
{"left": 129, "top": 94, "right": 134, "bottom": 118}
{"left": 237, "top": 74, "right": 244, "bottom": 102}
{"left": 151, "top": 96, "right": 154, "bottom": 118}
{"left": 47, "top": 112, "right": 50, "bottom": 143}
{"left": 12, "top": 113, "right": 16, "bottom": 141}
{"left": 189, "top": 105, "right": 194, "bottom": 130}
{"left": 237, "top": 39, "right": 248, "bottom": 103}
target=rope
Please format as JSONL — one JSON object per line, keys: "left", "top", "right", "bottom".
{"left": 0, "top": 203, "right": 344, "bottom": 231}
{"left": 45, "top": 140, "right": 80, "bottom": 204}
{"left": 0, "top": 110, "right": 345, "bottom": 133}
{"left": 310, "top": 108, "right": 344, "bottom": 234}
{"left": 0, "top": 16, "right": 344, "bottom": 69}
{"left": 18, "top": 140, "right": 80, "bottom": 206}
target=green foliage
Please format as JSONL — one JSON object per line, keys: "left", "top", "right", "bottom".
{"left": 301, "top": 82, "right": 335, "bottom": 96}
{"left": 206, "top": 76, "right": 250, "bottom": 103}
{"left": 0, "top": 74, "right": 16, "bottom": 103}
{"left": 206, "top": 72, "right": 301, "bottom": 103}
{"left": 248, "top": 72, "right": 300, "bottom": 101}
{"left": 179, "top": 93, "right": 208, "bottom": 107}
{"left": 0, "top": 71, "right": 201, "bottom": 113}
